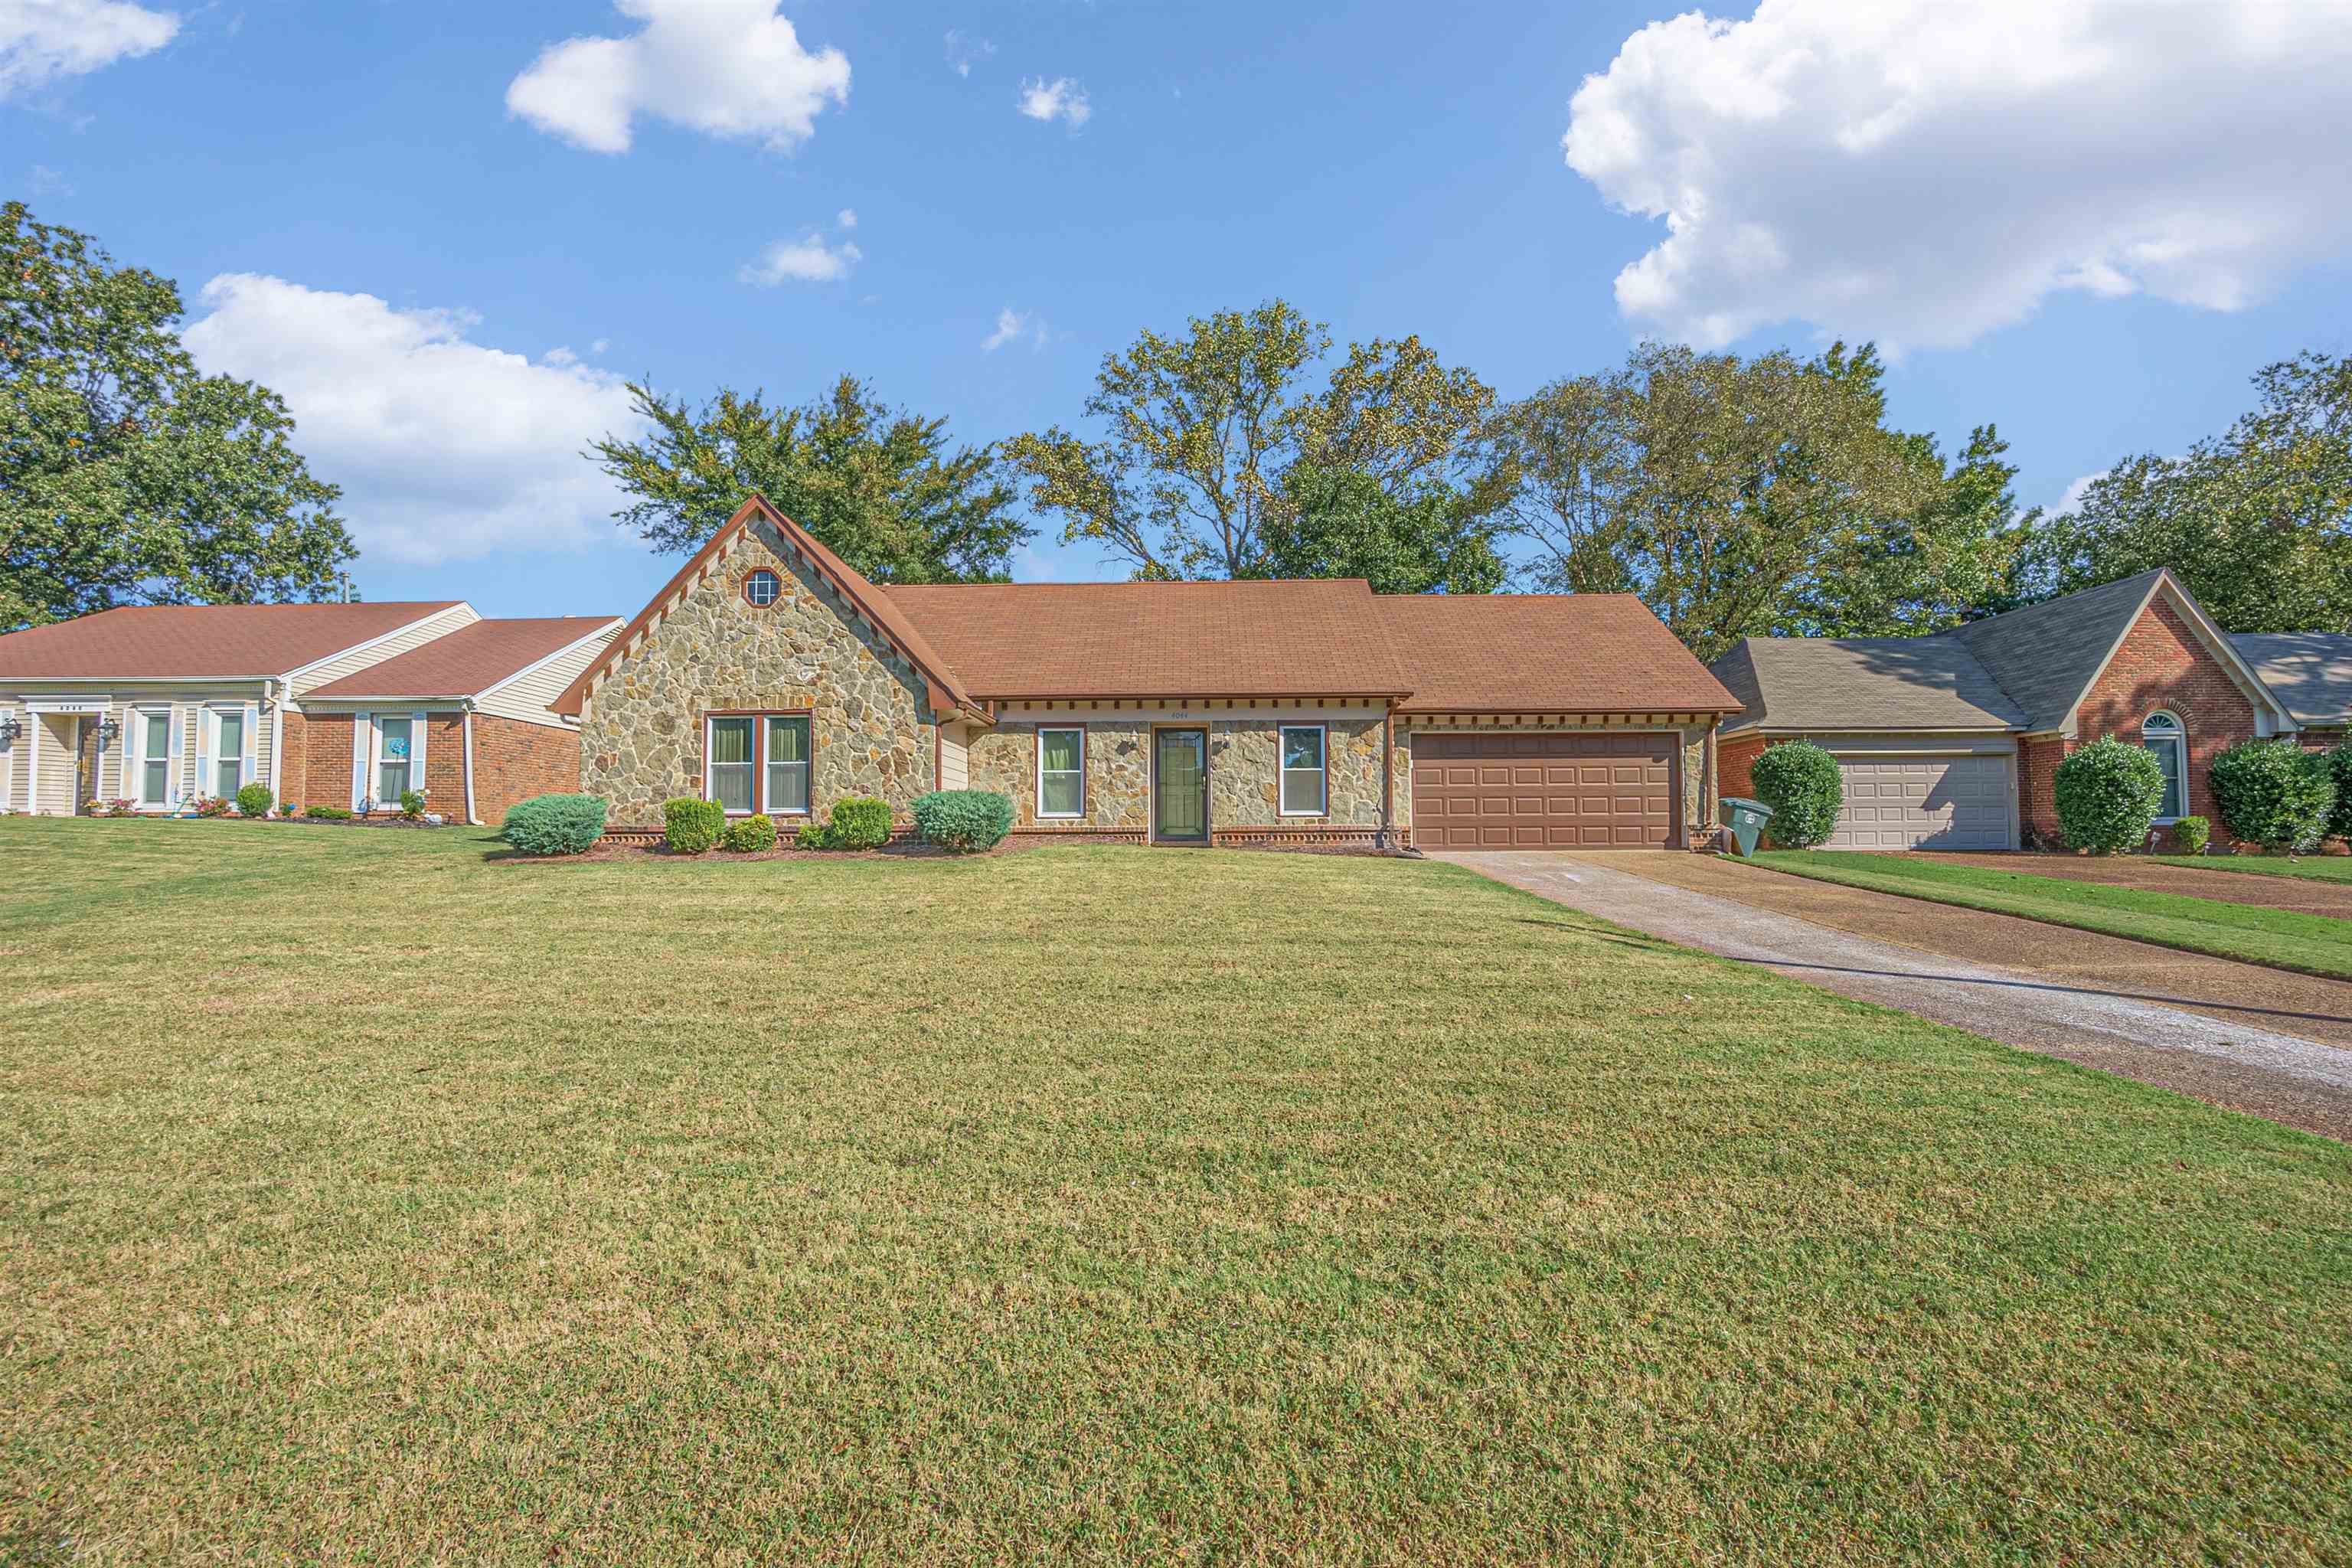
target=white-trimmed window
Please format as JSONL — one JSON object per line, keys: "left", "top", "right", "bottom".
{"left": 134, "top": 709, "right": 171, "bottom": 807}
{"left": 708, "top": 716, "right": 756, "bottom": 813}
{"left": 214, "top": 708, "right": 247, "bottom": 798}
{"left": 766, "top": 716, "right": 811, "bottom": 815}
{"left": 375, "top": 716, "right": 413, "bottom": 802}
{"left": 2142, "top": 711, "right": 2188, "bottom": 820}
{"left": 706, "top": 713, "right": 812, "bottom": 815}
{"left": 1279, "top": 725, "right": 1328, "bottom": 815}
{"left": 1037, "top": 727, "right": 1085, "bottom": 817}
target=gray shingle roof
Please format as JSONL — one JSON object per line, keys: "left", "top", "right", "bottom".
{"left": 1948, "top": 568, "right": 2166, "bottom": 733}
{"left": 1710, "top": 636, "right": 2027, "bottom": 734}
{"left": 2230, "top": 632, "right": 2352, "bottom": 726}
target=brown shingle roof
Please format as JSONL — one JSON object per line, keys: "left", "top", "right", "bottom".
{"left": 306, "top": 617, "right": 620, "bottom": 699}
{"left": 0, "top": 602, "right": 463, "bottom": 680}
{"left": 1377, "top": 594, "right": 1741, "bottom": 713}
{"left": 883, "top": 579, "right": 1416, "bottom": 699}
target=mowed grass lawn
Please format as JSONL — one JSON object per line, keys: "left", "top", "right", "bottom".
{"left": 1753, "top": 849, "right": 2352, "bottom": 980}
{"left": 4, "top": 821, "right": 2349, "bottom": 1565}
{"left": 2149, "top": 853, "right": 2352, "bottom": 884}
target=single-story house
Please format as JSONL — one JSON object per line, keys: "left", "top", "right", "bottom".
{"left": 557, "top": 496, "right": 1744, "bottom": 848}
{"left": 0, "top": 603, "right": 618, "bottom": 822}
{"left": 1710, "top": 568, "right": 2311, "bottom": 850}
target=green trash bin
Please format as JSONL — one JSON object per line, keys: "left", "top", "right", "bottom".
{"left": 1720, "top": 796, "right": 1774, "bottom": 858}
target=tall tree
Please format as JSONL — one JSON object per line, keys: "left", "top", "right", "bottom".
{"left": 1257, "top": 465, "right": 1505, "bottom": 594}
{"left": 593, "top": 374, "right": 1027, "bottom": 583}
{"left": 0, "top": 201, "right": 354, "bottom": 631}
{"left": 1005, "top": 302, "right": 1509, "bottom": 580}
{"left": 1504, "top": 341, "right": 1975, "bottom": 660}
{"left": 2024, "top": 352, "right": 2352, "bottom": 631}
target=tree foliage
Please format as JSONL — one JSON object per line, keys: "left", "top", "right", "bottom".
{"left": 1, "top": 201, "right": 354, "bottom": 631}
{"left": 2024, "top": 354, "right": 2352, "bottom": 632}
{"left": 593, "top": 374, "right": 1026, "bottom": 583}
{"left": 1005, "top": 302, "right": 1509, "bottom": 581}
{"left": 1256, "top": 464, "right": 1504, "bottom": 593}
{"left": 1502, "top": 341, "right": 2017, "bottom": 660}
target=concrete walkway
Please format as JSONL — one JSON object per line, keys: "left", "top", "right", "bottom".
{"left": 1431, "top": 849, "right": 2352, "bottom": 1141}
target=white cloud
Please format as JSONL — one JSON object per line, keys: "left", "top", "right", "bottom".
{"left": 943, "top": 29, "right": 992, "bottom": 78}
{"left": 1017, "top": 76, "right": 1089, "bottom": 128}
{"left": 982, "top": 305, "right": 1045, "bottom": 353}
{"left": 1563, "top": 0, "right": 2352, "bottom": 352}
{"left": 182, "top": 274, "right": 647, "bottom": 567}
{"left": 836, "top": 207, "right": 856, "bottom": 230}
{"left": 2051, "top": 469, "right": 2109, "bottom": 517}
{"left": 506, "top": 0, "right": 848, "bottom": 155}
{"left": 0, "top": 0, "right": 177, "bottom": 98}
{"left": 739, "top": 230, "right": 861, "bottom": 286}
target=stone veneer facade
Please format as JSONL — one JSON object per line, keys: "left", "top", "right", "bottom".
{"left": 580, "top": 520, "right": 937, "bottom": 824}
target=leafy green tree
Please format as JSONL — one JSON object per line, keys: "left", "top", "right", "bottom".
{"left": 1503, "top": 341, "right": 1953, "bottom": 660}
{"left": 1, "top": 201, "right": 354, "bottom": 631}
{"left": 2024, "top": 352, "right": 2352, "bottom": 631}
{"left": 1005, "top": 302, "right": 1508, "bottom": 580}
{"left": 593, "top": 374, "right": 1026, "bottom": 583}
{"left": 1257, "top": 465, "right": 1503, "bottom": 593}
{"left": 1792, "top": 423, "right": 2033, "bottom": 635}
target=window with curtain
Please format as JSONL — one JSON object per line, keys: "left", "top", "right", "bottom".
{"left": 216, "top": 710, "right": 247, "bottom": 798}
{"left": 1038, "top": 727, "right": 1084, "bottom": 816}
{"left": 708, "top": 717, "right": 756, "bottom": 812}
{"left": 2142, "top": 712, "right": 2188, "bottom": 818}
{"left": 766, "top": 717, "right": 810, "bottom": 813}
{"left": 139, "top": 712, "right": 169, "bottom": 805}
{"left": 374, "top": 716, "right": 410, "bottom": 802}
{"left": 1279, "top": 726, "right": 1327, "bottom": 815}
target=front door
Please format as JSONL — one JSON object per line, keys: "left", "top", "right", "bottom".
{"left": 1154, "top": 728, "right": 1208, "bottom": 843}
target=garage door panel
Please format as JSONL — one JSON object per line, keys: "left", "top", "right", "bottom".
{"left": 1412, "top": 732, "right": 1678, "bottom": 849}
{"left": 1826, "top": 754, "right": 2014, "bottom": 851}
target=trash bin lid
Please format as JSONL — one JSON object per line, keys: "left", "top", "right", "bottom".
{"left": 1719, "top": 795, "right": 1775, "bottom": 817}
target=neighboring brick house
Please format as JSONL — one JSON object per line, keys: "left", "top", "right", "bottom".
{"left": 0, "top": 603, "right": 616, "bottom": 823}
{"left": 1710, "top": 570, "right": 2307, "bottom": 849}
{"left": 2228, "top": 633, "right": 2352, "bottom": 750}
{"left": 557, "top": 496, "right": 1743, "bottom": 848}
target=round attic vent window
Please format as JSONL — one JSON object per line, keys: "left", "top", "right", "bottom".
{"left": 743, "top": 570, "right": 781, "bottom": 607}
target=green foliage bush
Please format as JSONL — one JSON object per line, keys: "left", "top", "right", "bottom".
{"left": 826, "top": 795, "right": 893, "bottom": 851}
{"left": 193, "top": 795, "right": 230, "bottom": 818}
{"left": 793, "top": 821, "right": 834, "bottom": 851}
{"left": 912, "top": 790, "right": 1014, "bottom": 852}
{"left": 234, "top": 782, "right": 274, "bottom": 819}
{"left": 2327, "top": 742, "right": 2352, "bottom": 841}
{"left": 1749, "top": 741, "right": 1843, "bottom": 849}
{"left": 501, "top": 793, "right": 609, "bottom": 857}
{"left": 2052, "top": 736, "right": 2166, "bottom": 853}
{"left": 724, "top": 813, "right": 778, "bottom": 853}
{"left": 2171, "top": 815, "right": 2210, "bottom": 855}
{"left": 2209, "top": 740, "right": 2336, "bottom": 853}
{"left": 398, "top": 789, "right": 426, "bottom": 820}
{"left": 304, "top": 804, "right": 353, "bottom": 821}
{"left": 664, "top": 796, "right": 727, "bottom": 854}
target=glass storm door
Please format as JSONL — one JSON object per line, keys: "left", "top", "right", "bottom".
{"left": 1155, "top": 729, "right": 1208, "bottom": 842}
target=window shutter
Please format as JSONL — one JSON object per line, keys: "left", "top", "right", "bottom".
{"left": 166, "top": 707, "right": 185, "bottom": 806}
{"left": 242, "top": 703, "right": 260, "bottom": 794}
{"left": 410, "top": 710, "right": 429, "bottom": 803}
{"left": 193, "top": 709, "right": 212, "bottom": 803}
{"left": 351, "top": 713, "right": 369, "bottom": 811}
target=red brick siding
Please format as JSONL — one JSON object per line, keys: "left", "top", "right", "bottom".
{"left": 1720, "top": 733, "right": 1766, "bottom": 801}
{"left": 299, "top": 710, "right": 583, "bottom": 822}
{"left": 276, "top": 709, "right": 309, "bottom": 809}
{"left": 299, "top": 712, "right": 463, "bottom": 816}
{"left": 469, "top": 715, "right": 583, "bottom": 822}
{"left": 2018, "top": 596, "right": 2261, "bottom": 845}
{"left": 301, "top": 713, "right": 355, "bottom": 812}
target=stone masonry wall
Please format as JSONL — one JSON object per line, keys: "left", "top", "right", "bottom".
{"left": 581, "top": 521, "right": 934, "bottom": 823}
{"left": 967, "top": 715, "right": 1388, "bottom": 832}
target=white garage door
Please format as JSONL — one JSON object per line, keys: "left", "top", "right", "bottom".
{"left": 1828, "top": 754, "right": 2015, "bottom": 850}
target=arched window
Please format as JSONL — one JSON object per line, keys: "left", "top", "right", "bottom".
{"left": 2142, "top": 711, "right": 2188, "bottom": 819}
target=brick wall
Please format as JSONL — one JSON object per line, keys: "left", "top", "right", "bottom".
{"left": 470, "top": 715, "right": 583, "bottom": 822}
{"left": 301, "top": 713, "right": 355, "bottom": 812}
{"left": 1720, "top": 733, "right": 1766, "bottom": 801}
{"left": 2018, "top": 596, "right": 2261, "bottom": 844}
{"left": 276, "top": 709, "right": 309, "bottom": 808}
{"left": 298, "top": 710, "right": 582, "bottom": 822}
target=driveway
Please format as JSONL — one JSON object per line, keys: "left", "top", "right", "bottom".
{"left": 1431, "top": 849, "right": 2352, "bottom": 1142}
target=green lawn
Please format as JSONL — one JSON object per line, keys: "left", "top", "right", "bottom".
{"left": 4, "top": 819, "right": 2348, "bottom": 1564}
{"left": 2148, "top": 853, "right": 2352, "bottom": 884}
{"left": 1750, "top": 849, "right": 2352, "bottom": 980}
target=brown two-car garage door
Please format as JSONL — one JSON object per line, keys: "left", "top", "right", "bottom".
{"left": 1412, "top": 732, "right": 1678, "bottom": 848}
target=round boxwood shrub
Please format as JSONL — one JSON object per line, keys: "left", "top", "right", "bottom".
{"left": 1747, "top": 741, "right": 1843, "bottom": 849}
{"left": 827, "top": 795, "right": 893, "bottom": 851}
{"left": 2327, "top": 741, "right": 2352, "bottom": 841}
{"left": 2170, "top": 815, "right": 2210, "bottom": 855}
{"left": 501, "top": 792, "right": 608, "bottom": 856}
{"left": 793, "top": 820, "right": 834, "bottom": 851}
{"left": 2051, "top": 735, "right": 2166, "bottom": 854}
{"left": 234, "top": 782, "right": 275, "bottom": 819}
{"left": 663, "top": 796, "right": 726, "bottom": 855}
{"left": 913, "top": 789, "right": 1014, "bottom": 852}
{"left": 2209, "top": 739, "right": 2336, "bottom": 853}
{"left": 723, "top": 812, "right": 778, "bottom": 853}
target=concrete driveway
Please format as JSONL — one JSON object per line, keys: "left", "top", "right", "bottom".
{"left": 1430, "top": 849, "right": 2352, "bottom": 1142}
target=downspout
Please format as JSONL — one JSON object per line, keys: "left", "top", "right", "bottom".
{"left": 933, "top": 719, "right": 943, "bottom": 792}
{"left": 267, "top": 678, "right": 285, "bottom": 805}
{"left": 462, "top": 704, "right": 481, "bottom": 825}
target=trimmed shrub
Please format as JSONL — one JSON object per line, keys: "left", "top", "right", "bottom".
{"left": 793, "top": 820, "right": 835, "bottom": 851}
{"left": 912, "top": 789, "right": 1014, "bottom": 853}
{"left": 501, "top": 793, "right": 609, "bottom": 856}
{"left": 398, "top": 789, "right": 426, "bottom": 821}
{"left": 663, "top": 796, "right": 726, "bottom": 854}
{"left": 2171, "top": 815, "right": 2210, "bottom": 855}
{"left": 826, "top": 795, "right": 893, "bottom": 851}
{"left": 2327, "top": 741, "right": 2352, "bottom": 841}
{"left": 235, "top": 782, "right": 275, "bottom": 819}
{"left": 2053, "top": 736, "right": 2166, "bottom": 854}
{"left": 193, "top": 795, "right": 231, "bottom": 818}
{"left": 724, "top": 813, "right": 778, "bottom": 854}
{"left": 1748, "top": 741, "right": 1843, "bottom": 850}
{"left": 305, "top": 804, "right": 354, "bottom": 821}
{"left": 2209, "top": 739, "right": 2336, "bottom": 853}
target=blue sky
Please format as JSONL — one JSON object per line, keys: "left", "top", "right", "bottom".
{"left": 9, "top": 0, "right": 2350, "bottom": 619}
